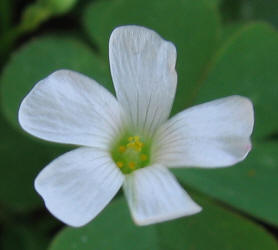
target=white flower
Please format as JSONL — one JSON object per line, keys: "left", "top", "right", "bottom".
{"left": 18, "top": 25, "right": 254, "bottom": 227}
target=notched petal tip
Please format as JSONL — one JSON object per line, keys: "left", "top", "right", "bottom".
{"left": 109, "top": 25, "right": 177, "bottom": 134}
{"left": 110, "top": 25, "right": 177, "bottom": 58}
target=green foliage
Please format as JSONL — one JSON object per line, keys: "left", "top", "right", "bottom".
{"left": 0, "top": 112, "right": 69, "bottom": 211}
{"left": 1, "top": 224, "right": 48, "bottom": 250}
{"left": 39, "top": 0, "right": 77, "bottom": 15}
{"left": 50, "top": 198, "right": 158, "bottom": 250}
{"left": 221, "top": 0, "right": 278, "bottom": 29}
{"left": 20, "top": 0, "right": 77, "bottom": 31}
{"left": 174, "top": 142, "right": 278, "bottom": 226}
{"left": 0, "top": 0, "right": 278, "bottom": 249}
{"left": 194, "top": 23, "right": 278, "bottom": 139}
{"left": 205, "top": 0, "right": 223, "bottom": 8}
{"left": 49, "top": 196, "right": 278, "bottom": 250}
{"left": 157, "top": 192, "right": 278, "bottom": 250}
{"left": 173, "top": 23, "right": 278, "bottom": 226}
{"left": 0, "top": 0, "right": 12, "bottom": 33}
{"left": 0, "top": 0, "right": 78, "bottom": 66}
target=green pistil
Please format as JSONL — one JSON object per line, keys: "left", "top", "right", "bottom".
{"left": 110, "top": 135, "right": 151, "bottom": 174}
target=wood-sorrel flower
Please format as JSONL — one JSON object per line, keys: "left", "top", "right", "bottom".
{"left": 18, "top": 26, "right": 254, "bottom": 227}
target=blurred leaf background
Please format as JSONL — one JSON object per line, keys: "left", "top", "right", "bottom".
{"left": 0, "top": 0, "right": 278, "bottom": 249}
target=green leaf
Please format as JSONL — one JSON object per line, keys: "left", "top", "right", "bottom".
{"left": 1, "top": 35, "right": 111, "bottom": 130}
{"left": 50, "top": 196, "right": 278, "bottom": 250}
{"left": 221, "top": 21, "right": 246, "bottom": 43}
{"left": 244, "top": 0, "right": 278, "bottom": 29}
{"left": 205, "top": 0, "right": 222, "bottom": 8}
{"left": 0, "top": 112, "right": 69, "bottom": 211}
{"left": 49, "top": 198, "right": 159, "bottom": 250}
{"left": 1, "top": 224, "right": 48, "bottom": 250}
{"left": 174, "top": 141, "right": 278, "bottom": 226}
{"left": 194, "top": 23, "right": 278, "bottom": 139}
{"left": 0, "top": 0, "right": 12, "bottom": 34}
{"left": 82, "top": 0, "right": 221, "bottom": 113}
{"left": 157, "top": 192, "right": 278, "bottom": 250}
{"left": 173, "top": 23, "right": 278, "bottom": 226}
{"left": 222, "top": 0, "right": 278, "bottom": 29}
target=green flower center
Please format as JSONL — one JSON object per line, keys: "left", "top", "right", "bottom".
{"left": 110, "top": 135, "right": 151, "bottom": 174}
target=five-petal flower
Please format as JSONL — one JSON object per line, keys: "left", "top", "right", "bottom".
{"left": 18, "top": 25, "right": 254, "bottom": 227}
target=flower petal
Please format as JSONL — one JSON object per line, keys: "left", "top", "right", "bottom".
{"left": 153, "top": 96, "right": 254, "bottom": 168}
{"left": 35, "top": 147, "right": 124, "bottom": 227}
{"left": 109, "top": 26, "right": 177, "bottom": 136}
{"left": 123, "top": 165, "right": 201, "bottom": 226}
{"left": 19, "top": 70, "right": 125, "bottom": 149}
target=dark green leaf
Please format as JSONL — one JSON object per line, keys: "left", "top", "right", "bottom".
{"left": 0, "top": 112, "right": 69, "bottom": 211}
{"left": 157, "top": 192, "right": 278, "bottom": 250}
{"left": 174, "top": 141, "right": 278, "bottom": 226}
{"left": 172, "top": 22, "right": 278, "bottom": 226}
{"left": 50, "top": 195, "right": 278, "bottom": 250}
{"left": 194, "top": 23, "right": 278, "bottom": 139}
{"left": 49, "top": 198, "right": 159, "bottom": 250}
{"left": 221, "top": 0, "right": 278, "bottom": 29}
{"left": 1, "top": 224, "right": 48, "bottom": 250}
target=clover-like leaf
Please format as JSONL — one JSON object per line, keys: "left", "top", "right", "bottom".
{"left": 49, "top": 196, "right": 278, "bottom": 250}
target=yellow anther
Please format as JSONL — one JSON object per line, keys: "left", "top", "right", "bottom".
{"left": 112, "top": 135, "right": 150, "bottom": 174}
{"left": 127, "top": 142, "right": 133, "bottom": 148}
{"left": 140, "top": 154, "right": 147, "bottom": 161}
{"left": 127, "top": 142, "right": 134, "bottom": 148}
{"left": 134, "top": 136, "right": 140, "bottom": 141}
{"left": 128, "top": 162, "right": 135, "bottom": 169}
{"left": 135, "top": 141, "right": 142, "bottom": 146}
{"left": 135, "top": 141, "right": 143, "bottom": 150}
{"left": 127, "top": 142, "right": 141, "bottom": 152}
{"left": 126, "top": 136, "right": 144, "bottom": 152}
{"left": 128, "top": 136, "right": 134, "bottom": 142}
{"left": 116, "top": 161, "right": 124, "bottom": 168}
{"left": 118, "top": 145, "right": 126, "bottom": 153}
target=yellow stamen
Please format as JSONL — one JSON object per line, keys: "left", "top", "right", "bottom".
{"left": 134, "top": 136, "right": 140, "bottom": 141}
{"left": 116, "top": 161, "right": 124, "bottom": 168}
{"left": 118, "top": 145, "right": 126, "bottom": 153}
{"left": 140, "top": 154, "right": 147, "bottom": 161}
{"left": 128, "top": 162, "right": 135, "bottom": 169}
{"left": 112, "top": 135, "right": 150, "bottom": 174}
{"left": 127, "top": 136, "right": 144, "bottom": 152}
{"left": 128, "top": 136, "right": 134, "bottom": 142}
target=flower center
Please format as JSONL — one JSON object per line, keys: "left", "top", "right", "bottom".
{"left": 111, "top": 135, "right": 151, "bottom": 174}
